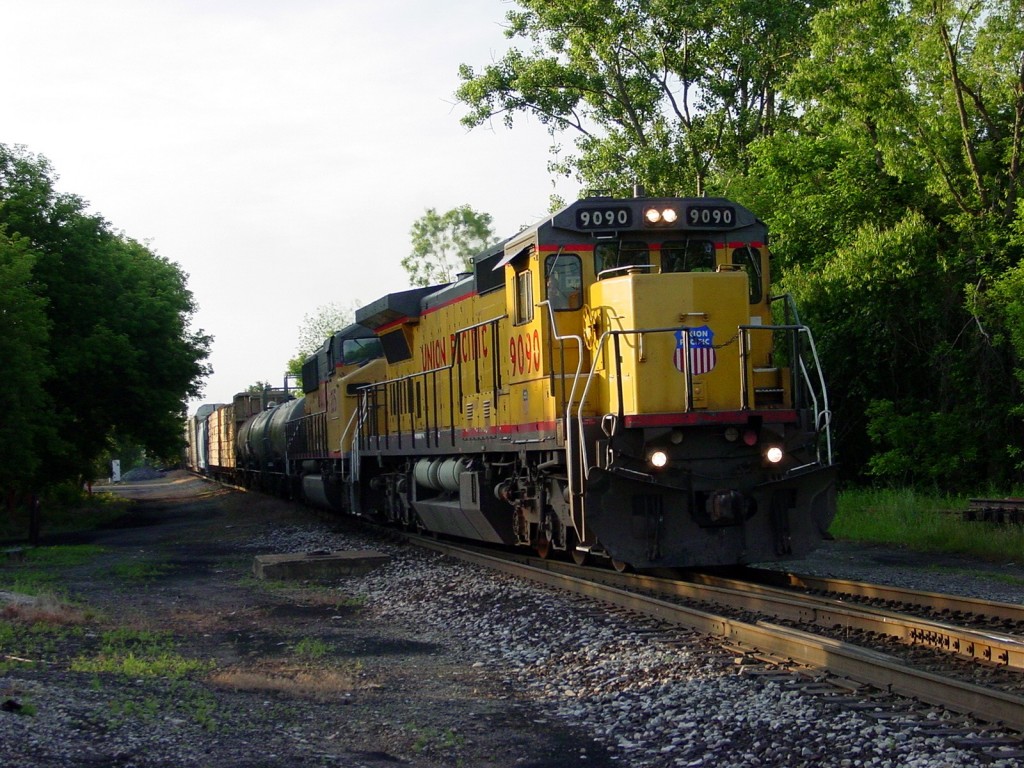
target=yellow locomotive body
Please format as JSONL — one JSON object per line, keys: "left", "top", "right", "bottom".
{"left": 347, "top": 194, "right": 835, "bottom": 568}
{"left": 188, "top": 193, "right": 834, "bottom": 568}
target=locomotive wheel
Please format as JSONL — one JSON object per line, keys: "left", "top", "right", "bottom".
{"left": 571, "top": 547, "right": 589, "bottom": 566}
{"left": 611, "top": 558, "right": 630, "bottom": 573}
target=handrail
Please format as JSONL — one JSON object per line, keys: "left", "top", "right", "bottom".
{"left": 356, "top": 314, "right": 508, "bottom": 453}
{"left": 577, "top": 322, "right": 835, "bottom": 479}
{"left": 739, "top": 323, "right": 833, "bottom": 466}
{"left": 538, "top": 299, "right": 588, "bottom": 539}
{"left": 575, "top": 324, "right": 692, "bottom": 479}
{"left": 339, "top": 407, "right": 360, "bottom": 480}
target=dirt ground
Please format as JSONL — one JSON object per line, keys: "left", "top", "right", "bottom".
{"left": 0, "top": 471, "right": 612, "bottom": 767}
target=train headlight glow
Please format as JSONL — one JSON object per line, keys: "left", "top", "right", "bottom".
{"left": 765, "top": 446, "right": 784, "bottom": 464}
{"left": 643, "top": 207, "right": 680, "bottom": 226}
{"left": 649, "top": 450, "right": 669, "bottom": 469}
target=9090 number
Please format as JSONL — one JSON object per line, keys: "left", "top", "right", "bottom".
{"left": 685, "top": 205, "right": 735, "bottom": 228}
{"left": 576, "top": 207, "right": 632, "bottom": 229}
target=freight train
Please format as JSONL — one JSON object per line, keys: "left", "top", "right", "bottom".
{"left": 185, "top": 193, "right": 836, "bottom": 569}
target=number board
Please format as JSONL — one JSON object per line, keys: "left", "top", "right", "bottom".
{"left": 685, "top": 205, "right": 736, "bottom": 228}
{"left": 575, "top": 207, "right": 633, "bottom": 230}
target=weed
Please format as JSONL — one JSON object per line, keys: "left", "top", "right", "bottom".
{"left": 111, "top": 559, "right": 172, "bottom": 582}
{"left": 70, "top": 628, "right": 213, "bottom": 679}
{"left": 291, "top": 637, "right": 330, "bottom": 659}
{"left": 175, "top": 684, "right": 219, "bottom": 731}
{"left": 0, "top": 544, "right": 106, "bottom": 595}
{"left": 0, "top": 492, "right": 128, "bottom": 542}
{"left": 22, "top": 544, "right": 107, "bottom": 568}
{"left": 833, "top": 488, "right": 1024, "bottom": 563}
{"left": 111, "top": 695, "right": 161, "bottom": 721}
{"left": 409, "top": 725, "right": 465, "bottom": 754}
{"left": 6, "top": 701, "right": 38, "bottom": 717}
{"left": 0, "top": 617, "right": 89, "bottom": 670}
{"left": 337, "top": 593, "right": 367, "bottom": 608}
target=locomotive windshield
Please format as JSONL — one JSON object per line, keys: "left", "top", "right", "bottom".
{"left": 662, "top": 240, "right": 715, "bottom": 273}
{"left": 343, "top": 337, "right": 384, "bottom": 365}
{"left": 594, "top": 240, "right": 649, "bottom": 274}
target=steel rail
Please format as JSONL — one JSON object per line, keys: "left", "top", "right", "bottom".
{"left": 667, "top": 571, "right": 1024, "bottom": 670}
{"left": 498, "top": 555, "right": 1024, "bottom": 671}
{"left": 412, "top": 537, "right": 1024, "bottom": 731}
{"left": 738, "top": 568, "right": 1024, "bottom": 624}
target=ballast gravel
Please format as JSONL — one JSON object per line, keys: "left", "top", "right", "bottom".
{"left": 2, "top": 477, "right": 1023, "bottom": 767}
{"left": 248, "top": 524, "right": 1024, "bottom": 768}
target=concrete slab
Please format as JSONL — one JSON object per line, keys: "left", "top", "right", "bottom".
{"left": 252, "top": 549, "right": 390, "bottom": 581}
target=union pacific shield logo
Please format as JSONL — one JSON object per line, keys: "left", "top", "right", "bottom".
{"left": 674, "top": 326, "right": 717, "bottom": 375}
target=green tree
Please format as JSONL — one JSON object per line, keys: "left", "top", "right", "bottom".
{"left": 402, "top": 206, "right": 496, "bottom": 287}
{"left": 741, "top": 0, "right": 1024, "bottom": 488}
{"left": 456, "top": 0, "right": 826, "bottom": 196}
{"left": 0, "top": 229, "right": 52, "bottom": 497}
{"left": 286, "top": 301, "right": 358, "bottom": 381}
{"left": 0, "top": 144, "right": 212, "bottom": 488}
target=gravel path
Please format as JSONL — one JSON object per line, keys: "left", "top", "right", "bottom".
{"left": 2, "top": 473, "right": 1023, "bottom": 767}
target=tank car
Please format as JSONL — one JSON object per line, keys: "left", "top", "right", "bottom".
{"left": 195, "top": 192, "right": 836, "bottom": 569}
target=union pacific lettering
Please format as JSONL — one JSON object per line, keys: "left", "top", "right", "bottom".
{"left": 420, "top": 337, "right": 448, "bottom": 369}
{"left": 419, "top": 327, "right": 490, "bottom": 369}
{"left": 450, "top": 326, "right": 489, "bottom": 363}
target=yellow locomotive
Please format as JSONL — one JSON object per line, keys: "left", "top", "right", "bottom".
{"left": 188, "top": 193, "right": 836, "bottom": 569}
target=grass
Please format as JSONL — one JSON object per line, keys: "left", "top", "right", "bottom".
{"left": 110, "top": 558, "right": 173, "bottom": 582}
{"left": 291, "top": 636, "right": 331, "bottom": 659}
{"left": 1, "top": 490, "right": 129, "bottom": 542}
{"left": 0, "top": 544, "right": 107, "bottom": 596}
{"left": 409, "top": 724, "right": 465, "bottom": 755}
{"left": 0, "top": 620, "right": 87, "bottom": 672}
{"left": 69, "top": 627, "right": 214, "bottom": 679}
{"left": 832, "top": 487, "right": 1024, "bottom": 564}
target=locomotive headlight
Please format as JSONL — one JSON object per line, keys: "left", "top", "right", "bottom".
{"left": 765, "top": 445, "right": 784, "bottom": 464}
{"left": 649, "top": 450, "right": 669, "bottom": 469}
{"left": 643, "top": 207, "right": 680, "bottom": 226}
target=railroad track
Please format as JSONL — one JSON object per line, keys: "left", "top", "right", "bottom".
{"left": 406, "top": 534, "right": 1024, "bottom": 740}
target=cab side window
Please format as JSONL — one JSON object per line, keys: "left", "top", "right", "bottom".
{"left": 515, "top": 268, "right": 534, "bottom": 325}
{"left": 732, "top": 246, "right": 764, "bottom": 303}
{"left": 662, "top": 240, "right": 715, "bottom": 273}
{"left": 545, "top": 254, "right": 582, "bottom": 311}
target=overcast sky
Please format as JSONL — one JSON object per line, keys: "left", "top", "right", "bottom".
{"left": 2, "top": 0, "right": 579, "bottom": 411}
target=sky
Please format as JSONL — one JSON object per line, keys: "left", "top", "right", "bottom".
{"left": 2, "top": 0, "right": 579, "bottom": 413}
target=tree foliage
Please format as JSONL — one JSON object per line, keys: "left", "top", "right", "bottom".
{"left": 402, "top": 206, "right": 496, "bottom": 287}
{"left": 0, "top": 144, "right": 211, "bottom": 491}
{"left": 0, "top": 228, "right": 52, "bottom": 493}
{"left": 286, "top": 301, "right": 359, "bottom": 381}
{"left": 456, "top": 0, "right": 827, "bottom": 195}
{"left": 743, "top": 0, "right": 1024, "bottom": 488}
